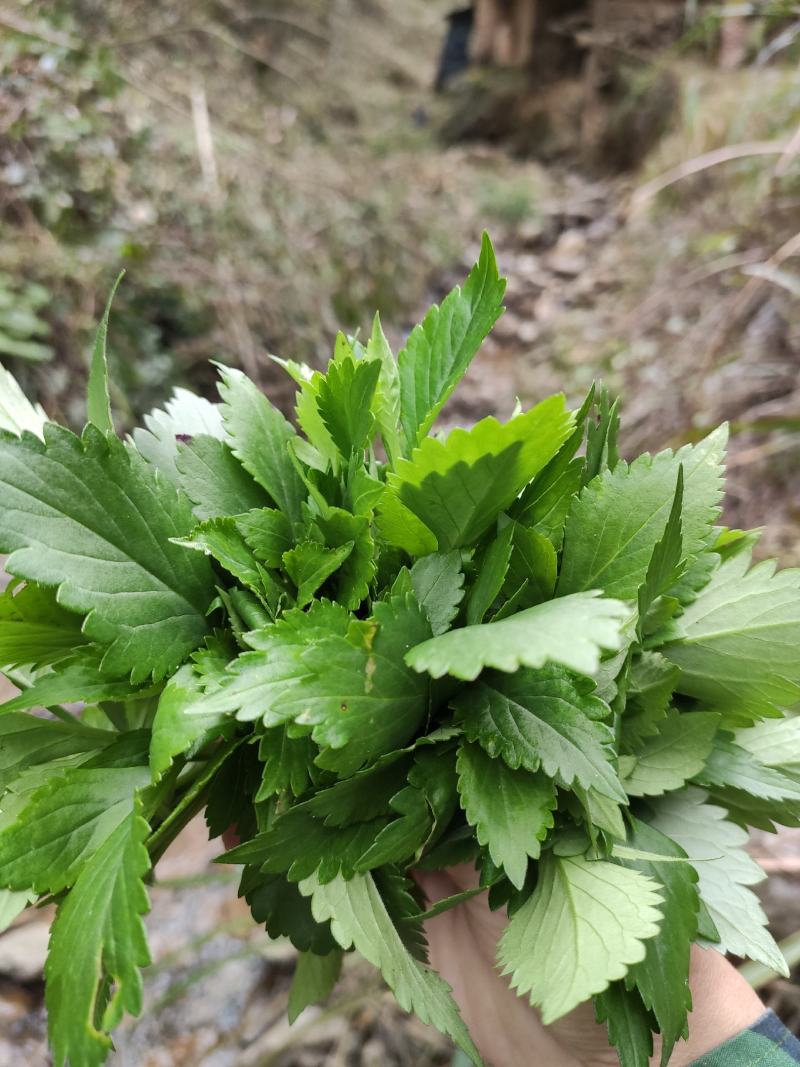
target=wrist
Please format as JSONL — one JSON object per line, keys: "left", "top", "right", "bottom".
{"left": 665, "top": 947, "right": 765, "bottom": 1067}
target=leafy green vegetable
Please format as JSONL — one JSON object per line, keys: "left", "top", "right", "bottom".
{"left": 1, "top": 235, "right": 795, "bottom": 1067}
{"left": 86, "top": 272, "right": 123, "bottom": 435}
{"left": 651, "top": 788, "right": 788, "bottom": 974}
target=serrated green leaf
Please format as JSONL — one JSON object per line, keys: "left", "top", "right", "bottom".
{"left": 620, "top": 710, "right": 720, "bottom": 797}
{"left": 650, "top": 787, "right": 787, "bottom": 974}
{"left": 300, "top": 756, "right": 409, "bottom": 827}
{"left": 176, "top": 435, "right": 271, "bottom": 520}
{"left": 217, "top": 366, "right": 306, "bottom": 523}
{"left": 300, "top": 872, "right": 482, "bottom": 1065}
{"left": 0, "top": 363, "right": 47, "bottom": 437}
{"left": 406, "top": 591, "right": 627, "bottom": 681}
{"left": 226, "top": 809, "right": 388, "bottom": 882}
{"left": 398, "top": 232, "right": 505, "bottom": 453}
{"left": 366, "top": 312, "right": 401, "bottom": 466}
{"left": 595, "top": 983, "right": 654, "bottom": 1067}
{"left": 465, "top": 522, "right": 514, "bottom": 625}
{"left": 696, "top": 736, "right": 800, "bottom": 802}
{"left": 354, "top": 785, "right": 431, "bottom": 871}
{"left": 0, "top": 713, "right": 113, "bottom": 793}
{"left": 410, "top": 551, "right": 465, "bottom": 635}
{"left": 0, "top": 580, "right": 87, "bottom": 669}
{"left": 282, "top": 593, "right": 432, "bottom": 775}
{"left": 240, "top": 866, "right": 337, "bottom": 954}
{"left": 637, "top": 467, "right": 685, "bottom": 628}
{"left": 499, "top": 854, "right": 663, "bottom": 1024}
{"left": 176, "top": 516, "right": 267, "bottom": 595}
{"left": 132, "top": 388, "right": 224, "bottom": 480}
{"left": 0, "top": 652, "right": 145, "bottom": 712}
{"left": 150, "top": 661, "right": 228, "bottom": 782}
{"left": 735, "top": 716, "right": 800, "bottom": 771}
{"left": 663, "top": 553, "right": 800, "bottom": 717}
{"left": 504, "top": 522, "right": 557, "bottom": 606}
{"left": 0, "top": 763, "right": 149, "bottom": 894}
{"left": 375, "top": 489, "right": 438, "bottom": 556}
{"left": 316, "top": 351, "right": 381, "bottom": 458}
{"left": 86, "top": 272, "right": 123, "bottom": 435}
{"left": 453, "top": 665, "right": 624, "bottom": 801}
{"left": 0, "top": 426, "right": 214, "bottom": 683}
{"left": 558, "top": 428, "right": 727, "bottom": 600}
{"left": 316, "top": 507, "right": 375, "bottom": 611}
{"left": 622, "top": 652, "right": 680, "bottom": 748}
{"left": 235, "top": 507, "right": 293, "bottom": 568}
{"left": 583, "top": 387, "right": 620, "bottom": 485}
{"left": 288, "top": 950, "right": 343, "bottom": 1023}
{"left": 619, "top": 820, "right": 699, "bottom": 1065}
{"left": 46, "top": 804, "right": 150, "bottom": 1067}
{"left": 456, "top": 740, "right": 555, "bottom": 889}
{"left": 385, "top": 398, "right": 573, "bottom": 552}
{"left": 283, "top": 539, "right": 354, "bottom": 608}
{"left": 256, "top": 727, "right": 316, "bottom": 799}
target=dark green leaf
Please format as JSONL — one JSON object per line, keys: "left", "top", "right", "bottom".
{"left": 453, "top": 666, "right": 624, "bottom": 802}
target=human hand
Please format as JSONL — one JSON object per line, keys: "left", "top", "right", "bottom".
{"left": 416, "top": 864, "right": 765, "bottom": 1067}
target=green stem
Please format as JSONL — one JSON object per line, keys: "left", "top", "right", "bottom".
{"left": 739, "top": 929, "right": 800, "bottom": 990}
{"left": 147, "top": 737, "right": 241, "bottom": 865}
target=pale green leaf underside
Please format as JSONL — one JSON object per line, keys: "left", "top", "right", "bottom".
{"left": 133, "top": 388, "right": 224, "bottom": 480}
{"left": 663, "top": 554, "right": 800, "bottom": 716}
{"left": 406, "top": 592, "right": 628, "bottom": 681}
{"left": 499, "top": 854, "right": 663, "bottom": 1024}
{"left": 299, "top": 872, "right": 482, "bottom": 1065}
{"left": 650, "top": 788, "right": 788, "bottom": 974}
{"left": 0, "top": 363, "right": 47, "bottom": 438}
{"left": 620, "top": 711, "right": 720, "bottom": 797}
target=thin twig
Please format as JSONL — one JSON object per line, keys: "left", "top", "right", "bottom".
{"left": 631, "top": 141, "right": 793, "bottom": 212}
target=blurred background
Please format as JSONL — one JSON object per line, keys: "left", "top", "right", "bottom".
{"left": 0, "top": 0, "right": 799, "bottom": 1064}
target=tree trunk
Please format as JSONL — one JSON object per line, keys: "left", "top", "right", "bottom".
{"left": 471, "top": 0, "right": 539, "bottom": 66}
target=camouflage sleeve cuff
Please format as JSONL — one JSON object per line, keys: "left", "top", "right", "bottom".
{"left": 691, "top": 1011, "right": 800, "bottom": 1066}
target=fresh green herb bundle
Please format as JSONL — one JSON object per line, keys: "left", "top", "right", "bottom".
{"left": 0, "top": 236, "right": 799, "bottom": 1067}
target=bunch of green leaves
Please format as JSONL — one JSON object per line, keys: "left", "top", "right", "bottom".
{"left": 0, "top": 235, "right": 799, "bottom": 1067}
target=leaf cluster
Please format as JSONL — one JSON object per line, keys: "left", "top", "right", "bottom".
{"left": 1, "top": 235, "right": 799, "bottom": 1067}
